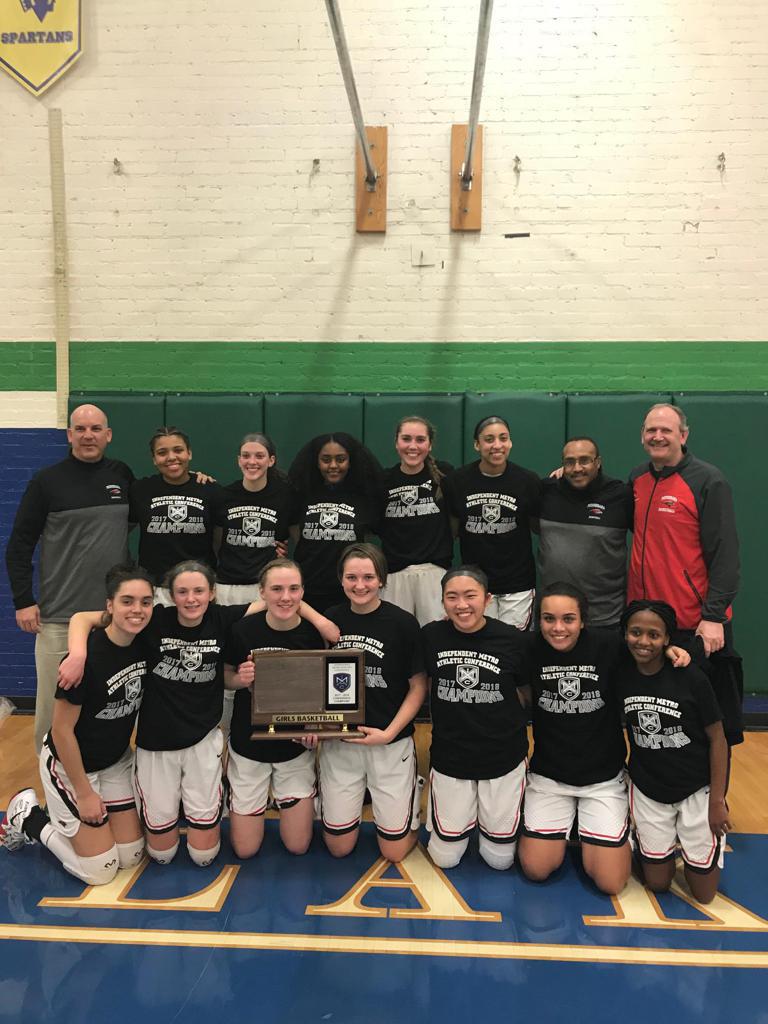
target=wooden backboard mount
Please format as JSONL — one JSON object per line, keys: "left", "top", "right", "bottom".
{"left": 355, "top": 126, "right": 387, "bottom": 233}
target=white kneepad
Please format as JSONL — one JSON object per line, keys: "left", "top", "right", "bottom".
{"left": 146, "top": 841, "right": 179, "bottom": 865}
{"left": 479, "top": 835, "right": 516, "bottom": 871}
{"left": 117, "top": 838, "right": 146, "bottom": 869}
{"left": 79, "top": 846, "right": 120, "bottom": 886}
{"left": 427, "top": 834, "right": 467, "bottom": 869}
{"left": 188, "top": 841, "right": 220, "bottom": 867}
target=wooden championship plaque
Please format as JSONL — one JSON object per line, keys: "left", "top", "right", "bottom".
{"left": 250, "top": 649, "right": 366, "bottom": 740}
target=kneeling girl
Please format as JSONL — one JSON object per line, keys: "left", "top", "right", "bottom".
{"left": 517, "top": 583, "right": 633, "bottom": 894}
{"left": 319, "top": 543, "right": 427, "bottom": 863}
{"left": 224, "top": 558, "right": 322, "bottom": 857}
{"left": 619, "top": 600, "right": 729, "bottom": 905}
{"left": 2, "top": 566, "right": 154, "bottom": 885}
{"left": 421, "top": 566, "right": 528, "bottom": 871}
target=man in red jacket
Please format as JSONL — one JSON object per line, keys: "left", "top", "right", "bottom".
{"left": 628, "top": 403, "right": 742, "bottom": 743}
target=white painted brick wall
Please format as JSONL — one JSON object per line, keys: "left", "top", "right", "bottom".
{"left": 0, "top": 0, "right": 766, "bottom": 342}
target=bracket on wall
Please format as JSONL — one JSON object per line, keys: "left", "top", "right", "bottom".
{"left": 324, "top": 0, "right": 387, "bottom": 233}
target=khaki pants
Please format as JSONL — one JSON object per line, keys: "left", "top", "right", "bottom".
{"left": 34, "top": 621, "right": 70, "bottom": 753}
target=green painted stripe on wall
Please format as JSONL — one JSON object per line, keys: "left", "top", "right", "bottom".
{"left": 2, "top": 341, "right": 768, "bottom": 393}
{"left": 0, "top": 342, "right": 55, "bottom": 390}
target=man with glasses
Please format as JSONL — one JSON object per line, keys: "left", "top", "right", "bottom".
{"left": 537, "top": 437, "right": 632, "bottom": 629}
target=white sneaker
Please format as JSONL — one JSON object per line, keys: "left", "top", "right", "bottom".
{"left": 1, "top": 788, "right": 38, "bottom": 851}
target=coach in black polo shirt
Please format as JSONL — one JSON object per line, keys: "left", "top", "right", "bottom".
{"left": 537, "top": 437, "right": 632, "bottom": 628}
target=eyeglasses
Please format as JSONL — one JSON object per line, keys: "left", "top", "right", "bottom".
{"left": 563, "top": 456, "right": 598, "bottom": 468}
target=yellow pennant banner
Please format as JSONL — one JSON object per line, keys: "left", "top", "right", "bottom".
{"left": 0, "top": 0, "right": 82, "bottom": 95}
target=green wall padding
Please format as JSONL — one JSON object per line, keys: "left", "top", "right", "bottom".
{"left": 670, "top": 394, "right": 768, "bottom": 697}
{"left": 362, "top": 395, "right": 465, "bottom": 470}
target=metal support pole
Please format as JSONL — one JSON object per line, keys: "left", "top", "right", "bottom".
{"left": 324, "top": 0, "right": 378, "bottom": 191}
{"left": 460, "top": 0, "right": 494, "bottom": 191}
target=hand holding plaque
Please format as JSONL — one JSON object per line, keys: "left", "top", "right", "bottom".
{"left": 250, "top": 649, "right": 366, "bottom": 741}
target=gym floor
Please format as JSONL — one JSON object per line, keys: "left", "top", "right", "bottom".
{"left": 2, "top": 718, "right": 767, "bottom": 1024}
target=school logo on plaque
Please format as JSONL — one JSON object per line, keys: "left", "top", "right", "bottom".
{"left": 332, "top": 672, "right": 351, "bottom": 694}
{"left": 638, "top": 711, "right": 661, "bottom": 735}
{"left": 0, "top": 0, "right": 82, "bottom": 95}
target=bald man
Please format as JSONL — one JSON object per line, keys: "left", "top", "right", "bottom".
{"left": 5, "top": 405, "right": 134, "bottom": 751}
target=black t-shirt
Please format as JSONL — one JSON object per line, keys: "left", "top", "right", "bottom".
{"left": 294, "top": 488, "right": 373, "bottom": 594}
{"left": 129, "top": 475, "right": 222, "bottom": 584}
{"left": 378, "top": 463, "right": 454, "bottom": 573}
{"left": 618, "top": 662, "right": 722, "bottom": 804}
{"left": 224, "top": 612, "right": 323, "bottom": 763}
{"left": 442, "top": 461, "right": 540, "bottom": 593}
{"left": 51, "top": 628, "right": 149, "bottom": 773}
{"left": 326, "top": 601, "right": 424, "bottom": 740}
{"left": 215, "top": 478, "right": 298, "bottom": 585}
{"left": 521, "top": 629, "right": 627, "bottom": 786}
{"left": 421, "top": 617, "right": 528, "bottom": 780}
{"left": 136, "top": 603, "right": 247, "bottom": 751}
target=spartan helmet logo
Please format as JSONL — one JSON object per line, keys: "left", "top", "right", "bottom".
{"left": 125, "top": 678, "right": 142, "bottom": 702}
{"left": 457, "top": 665, "right": 480, "bottom": 689}
{"left": 482, "top": 503, "right": 501, "bottom": 524}
{"left": 168, "top": 504, "right": 188, "bottom": 523}
{"left": 639, "top": 711, "right": 662, "bottom": 735}
{"left": 320, "top": 510, "right": 339, "bottom": 528}
{"left": 242, "top": 517, "right": 262, "bottom": 535}
{"left": 401, "top": 487, "right": 419, "bottom": 506}
{"left": 20, "top": 0, "right": 56, "bottom": 23}
{"left": 558, "top": 675, "right": 581, "bottom": 700}
{"left": 180, "top": 646, "right": 203, "bottom": 672}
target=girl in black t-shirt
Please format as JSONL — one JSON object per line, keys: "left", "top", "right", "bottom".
{"left": 378, "top": 416, "right": 454, "bottom": 627}
{"left": 289, "top": 433, "right": 383, "bottom": 612}
{"left": 518, "top": 584, "right": 633, "bottom": 895}
{"left": 2, "top": 566, "right": 154, "bottom": 887}
{"left": 421, "top": 567, "right": 528, "bottom": 871}
{"left": 619, "top": 600, "right": 730, "bottom": 905}
{"left": 442, "top": 416, "right": 540, "bottom": 629}
{"left": 129, "top": 426, "right": 222, "bottom": 594}
{"left": 215, "top": 433, "right": 299, "bottom": 734}
{"left": 216, "top": 434, "right": 298, "bottom": 604}
{"left": 317, "top": 543, "right": 427, "bottom": 863}
{"left": 224, "top": 558, "right": 322, "bottom": 858}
